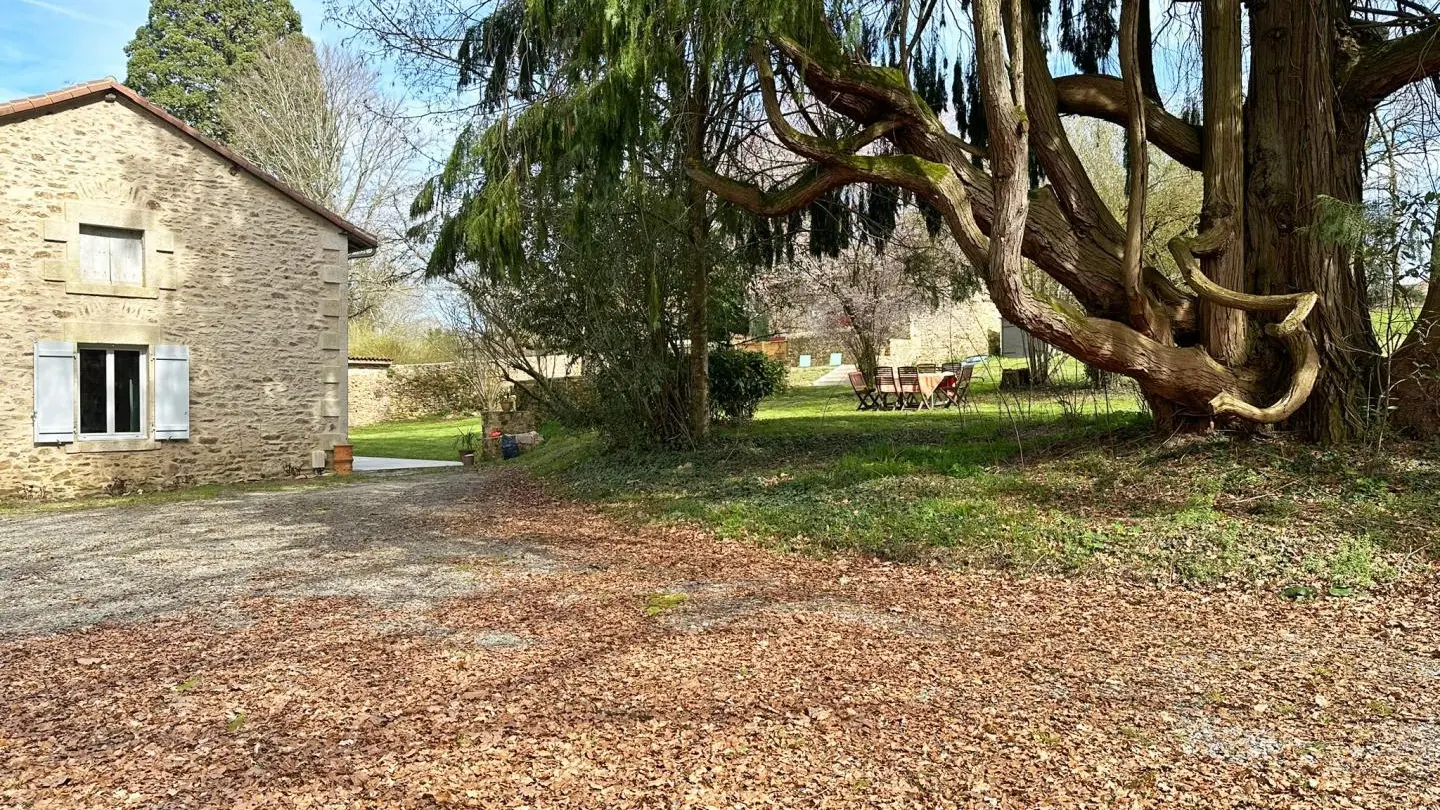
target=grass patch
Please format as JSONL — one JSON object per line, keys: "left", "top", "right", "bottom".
{"left": 521, "top": 367, "right": 1440, "bottom": 589}
{"left": 643, "top": 592, "right": 690, "bottom": 616}
{"left": 350, "top": 416, "right": 481, "bottom": 461}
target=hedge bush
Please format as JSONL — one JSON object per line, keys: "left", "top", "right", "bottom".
{"left": 708, "top": 348, "right": 788, "bottom": 423}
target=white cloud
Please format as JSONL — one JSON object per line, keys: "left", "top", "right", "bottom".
{"left": 15, "top": 0, "right": 128, "bottom": 30}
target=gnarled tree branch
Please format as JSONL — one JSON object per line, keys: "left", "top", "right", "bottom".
{"left": 750, "top": 41, "right": 900, "bottom": 162}
{"left": 1170, "top": 236, "right": 1320, "bottom": 423}
{"left": 1120, "top": 0, "right": 1161, "bottom": 338}
{"left": 686, "top": 162, "right": 852, "bottom": 216}
{"left": 1198, "top": 0, "right": 1249, "bottom": 365}
{"left": 1020, "top": 4, "right": 1126, "bottom": 250}
{"left": 766, "top": 29, "right": 1196, "bottom": 330}
{"left": 1054, "top": 75, "right": 1203, "bottom": 169}
{"left": 1344, "top": 20, "right": 1440, "bottom": 105}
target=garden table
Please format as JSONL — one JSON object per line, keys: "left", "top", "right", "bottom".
{"left": 914, "top": 371, "right": 954, "bottom": 407}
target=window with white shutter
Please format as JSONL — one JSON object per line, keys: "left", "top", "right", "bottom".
{"left": 77, "top": 347, "right": 146, "bottom": 439}
{"left": 78, "top": 225, "right": 144, "bottom": 285}
{"left": 33, "top": 342, "right": 76, "bottom": 444}
{"left": 153, "top": 345, "right": 190, "bottom": 440}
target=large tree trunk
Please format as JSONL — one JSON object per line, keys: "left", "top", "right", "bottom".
{"left": 684, "top": 59, "right": 713, "bottom": 444}
{"left": 1244, "top": 0, "right": 1381, "bottom": 442}
{"left": 1390, "top": 203, "right": 1440, "bottom": 437}
{"left": 687, "top": 0, "right": 1440, "bottom": 444}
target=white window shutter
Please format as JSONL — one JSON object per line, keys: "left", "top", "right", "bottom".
{"left": 112, "top": 235, "right": 144, "bottom": 285}
{"left": 33, "top": 342, "right": 76, "bottom": 444}
{"left": 154, "top": 345, "right": 190, "bottom": 440}
{"left": 77, "top": 230, "right": 110, "bottom": 282}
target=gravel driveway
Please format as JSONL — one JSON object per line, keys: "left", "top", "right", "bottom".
{"left": 0, "top": 472, "right": 542, "bottom": 639}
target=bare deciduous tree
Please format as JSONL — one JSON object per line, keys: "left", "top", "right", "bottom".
{"left": 220, "top": 37, "right": 422, "bottom": 316}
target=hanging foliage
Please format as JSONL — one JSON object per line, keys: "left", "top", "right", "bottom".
{"left": 1059, "top": 0, "right": 1118, "bottom": 75}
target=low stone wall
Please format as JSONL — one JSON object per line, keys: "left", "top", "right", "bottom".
{"left": 481, "top": 410, "right": 537, "bottom": 460}
{"left": 348, "top": 362, "right": 476, "bottom": 426}
{"left": 348, "top": 366, "right": 395, "bottom": 427}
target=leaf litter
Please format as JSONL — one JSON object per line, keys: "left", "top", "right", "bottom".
{"left": 1, "top": 469, "right": 1437, "bottom": 808}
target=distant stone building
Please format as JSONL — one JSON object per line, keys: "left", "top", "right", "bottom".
{"left": 879, "top": 292, "right": 1001, "bottom": 366}
{"left": 0, "top": 80, "right": 376, "bottom": 497}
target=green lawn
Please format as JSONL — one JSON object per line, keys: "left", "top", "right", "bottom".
{"left": 351, "top": 360, "right": 1438, "bottom": 591}
{"left": 516, "top": 363, "right": 1438, "bottom": 591}
{"left": 349, "top": 416, "right": 481, "bottom": 461}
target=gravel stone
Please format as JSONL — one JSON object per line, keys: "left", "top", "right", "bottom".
{"left": 0, "top": 473, "right": 563, "bottom": 639}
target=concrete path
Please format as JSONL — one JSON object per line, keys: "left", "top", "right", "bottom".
{"left": 811, "top": 363, "right": 857, "bottom": 386}
{"left": 353, "top": 455, "right": 463, "bottom": 472}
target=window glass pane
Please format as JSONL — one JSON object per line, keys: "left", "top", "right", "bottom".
{"left": 114, "top": 351, "right": 141, "bottom": 434}
{"left": 79, "top": 349, "right": 107, "bottom": 434}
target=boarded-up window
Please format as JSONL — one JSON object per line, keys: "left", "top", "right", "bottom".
{"left": 78, "top": 225, "right": 144, "bottom": 285}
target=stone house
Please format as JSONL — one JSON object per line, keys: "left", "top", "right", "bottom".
{"left": 0, "top": 80, "right": 377, "bottom": 498}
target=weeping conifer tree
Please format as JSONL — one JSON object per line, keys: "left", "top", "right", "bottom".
{"left": 680, "top": 0, "right": 1440, "bottom": 442}
{"left": 413, "top": 0, "right": 1440, "bottom": 443}
{"left": 410, "top": 0, "right": 937, "bottom": 443}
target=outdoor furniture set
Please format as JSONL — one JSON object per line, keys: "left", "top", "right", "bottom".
{"left": 848, "top": 359, "right": 983, "bottom": 411}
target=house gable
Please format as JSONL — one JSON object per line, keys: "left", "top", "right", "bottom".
{"left": 0, "top": 79, "right": 377, "bottom": 253}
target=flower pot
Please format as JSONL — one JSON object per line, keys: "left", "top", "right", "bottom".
{"left": 332, "top": 443, "right": 354, "bottom": 477}
{"left": 459, "top": 450, "right": 476, "bottom": 467}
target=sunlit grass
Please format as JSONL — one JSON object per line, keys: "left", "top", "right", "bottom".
{"left": 521, "top": 372, "right": 1438, "bottom": 590}
{"left": 350, "top": 415, "right": 481, "bottom": 461}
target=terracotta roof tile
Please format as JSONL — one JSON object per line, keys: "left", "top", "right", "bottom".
{"left": 0, "top": 79, "right": 378, "bottom": 251}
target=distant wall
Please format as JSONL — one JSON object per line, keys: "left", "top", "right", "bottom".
{"left": 347, "top": 364, "right": 396, "bottom": 427}
{"left": 348, "top": 362, "right": 462, "bottom": 426}
{"left": 880, "top": 293, "right": 1000, "bottom": 366}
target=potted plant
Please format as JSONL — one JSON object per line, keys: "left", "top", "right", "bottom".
{"left": 455, "top": 428, "right": 479, "bottom": 467}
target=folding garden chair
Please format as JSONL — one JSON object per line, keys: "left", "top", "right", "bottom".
{"left": 874, "top": 366, "right": 901, "bottom": 409}
{"left": 916, "top": 362, "right": 939, "bottom": 374}
{"left": 936, "top": 364, "right": 975, "bottom": 409}
{"left": 848, "top": 371, "right": 880, "bottom": 411}
{"left": 897, "top": 366, "right": 928, "bottom": 409}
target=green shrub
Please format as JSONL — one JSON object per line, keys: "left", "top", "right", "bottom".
{"left": 709, "top": 348, "right": 788, "bottom": 423}
{"left": 514, "top": 377, "right": 604, "bottom": 429}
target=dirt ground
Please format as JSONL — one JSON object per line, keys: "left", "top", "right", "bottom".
{"left": 1, "top": 469, "right": 1437, "bottom": 808}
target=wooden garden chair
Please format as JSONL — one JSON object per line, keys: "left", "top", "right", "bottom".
{"left": 897, "top": 366, "right": 928, "bottom": 409}
{"left": 848, "top": 371, "right": 879, "bottom": 410}
{"left": 874, "top": 366, "right": 900, "bottom": 409}
{"left": 916, "top": 362, "right": 939, "bottom": 374}
{"left": 936, "top": 364, "right": 975, "bottom": 409}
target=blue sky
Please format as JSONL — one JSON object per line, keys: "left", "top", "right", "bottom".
{"left": 0, "top": 0, "right": 339, "bottom": 101}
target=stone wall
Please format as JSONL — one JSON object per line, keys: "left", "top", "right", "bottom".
{"left": 880, "top": 293, "right": 1001, "bottom": 366}
{"left": 347, "top": 366, "right": 394, "bottom": 427}
{"left": 0, "top": 96, "right": 349, "bottom": 497}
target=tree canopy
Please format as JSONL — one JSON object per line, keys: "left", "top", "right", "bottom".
{"left": 124, "top": 0, "right": 303, "bottom": 138}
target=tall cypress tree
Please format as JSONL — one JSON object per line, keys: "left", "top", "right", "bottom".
{"left": 124, "top": 0, "right": 303, "bottom": 139}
